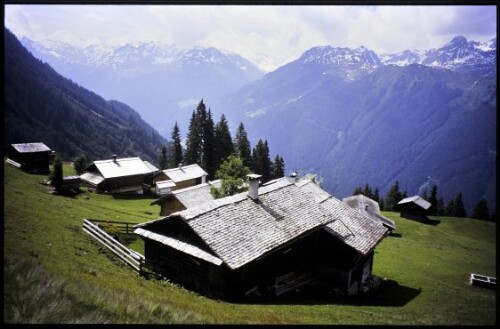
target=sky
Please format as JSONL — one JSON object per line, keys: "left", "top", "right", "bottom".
{"left": 4, "top": 3, "right": 497, "bottom": 71}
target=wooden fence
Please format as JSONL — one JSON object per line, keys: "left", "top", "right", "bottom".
{"left": 82, "top": 218, "right": 144, "bottom": 273}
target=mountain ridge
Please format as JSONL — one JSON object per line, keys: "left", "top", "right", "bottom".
{"left": 4, "top": 27, "right": 168, "bottom": 164}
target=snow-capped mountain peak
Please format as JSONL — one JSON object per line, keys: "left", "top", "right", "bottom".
{"left": 380, "top": 36, "right": 495, "bottom": 77}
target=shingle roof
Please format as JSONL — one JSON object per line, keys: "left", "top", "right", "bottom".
{"left": 151, "top": 180, "right": 221, "bottom": 206}
{"left": 136, "top": 178, "right": 388, "bottom": 270}
{"left": 11, "top": 143, "right": 51, "bottom": 153}
{"left": 173, "top": 180, "right": 221, "bottom": 209}
{"left": 342, "top": 194, "right": 396, "bottom": 230}
{"left": 156, "top": 180, "right": 176, "bottom": 189}
{"left": 162, "top": 164, "right": 208, "bottom": 183}
{"left": 398, "top": 195, "right": 432, "bottom": 210}
{"left": 92, "top": 157, "right": 158, "bottom": 179}
{"left": 80, "top": 172, "right": 105, "bottom": 186}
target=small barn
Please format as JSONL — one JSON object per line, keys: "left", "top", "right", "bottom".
{"left": 343, "top": 194, "right": 396, "bottom": 231}
{"left": 397, "top": 195, "right": 432, "bottom": 221}
{"left": 80, "top": 156, "right": 159, "bottom": 194}
{"left": 153, "top": 164, "right": 208, "bottom": 192}
{"left": 151, "top": 180, "right": 221, "bottom": 216}
{"left": 135, "top": 176, "right": 389, "bottom": 301}
{"left": 59, "top": 175, "right": 81, "bottom": 194}
{"left": 7, "top": 142, "right": 52, "bottom": 174}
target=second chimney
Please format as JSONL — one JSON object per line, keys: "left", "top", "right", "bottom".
{"left": 247, "top": 174, "right": 262, "bottom": 201}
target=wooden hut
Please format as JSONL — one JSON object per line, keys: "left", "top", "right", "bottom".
{"left": 153, "top": 164, "right": 208, "bottom": 192}
{"left": 151, "top": 180, "right": 221, "bottom": 216}
{"left": 135, "top": 176, "right": 389, "bottom": 301}
{"left": 7, "top": 142, "right": 52, "bottom": 174}
{"left": 79, "top": 156, "right": 159, "bottom": 194}
{"left": 397, "top": 195, "right": 431, "bottom": 221}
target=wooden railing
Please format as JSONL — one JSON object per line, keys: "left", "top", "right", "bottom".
{"left": 82, "top": 219, "right": 144, "bottom": 273}
{"left": 84, "top": 218, "right": 137, "bottom": 234}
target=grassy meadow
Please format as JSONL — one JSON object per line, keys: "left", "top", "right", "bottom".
{"left": 3, "top": 163, "right": 496, "bottom": 324}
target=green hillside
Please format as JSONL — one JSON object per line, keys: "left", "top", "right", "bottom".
{"left": 3, "top": 163, "right": 496, "bottom": 324}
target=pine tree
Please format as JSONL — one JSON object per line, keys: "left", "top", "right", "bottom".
{"left": 373, "top": 188, "right": 380, "bottom": 203}
{"left": 213, "top": 114, "right": 234, "bottom": 174}
{"left": 251, "top": 139, "right": 272, "bottom": 183}
{"left": 437, "top": 197, "right": 445, "bottom": 216}
{"left": 385, "top": 181, "right": 402, "bottom": 211}
{"left": 379, "top": 197, "right": 385, "bottom": 211}
{"left": 158, "top": 145, "right": 169, "bottom": 170}
{"left": 472, "top": 198, "right": 490, "bottom": 221}
{"left": 353, "top": 187, "right": 363, "bottom": 195}
{"left": 169, "top": 122, "right": 183, "bottom": 168}
{"left": 363, "top": 183, "right": 372, "bottom": 199}
{"left": 234, "top": 122, "right": 252, "bottom": 168}
{"left": 272, "top": 154, "right": 285, "bottom": 179}
{"left": 428, "top": 185, "right": 438, "bottom": 216}
{"left": 184, "top": 109, "right": 202, "bottom": 165}
{"left": 50, "top": 155, "right": 63, "bottom": 192}
{"left": 453, "top": 192, "right": 467, "bottom": 218}
{"left": 202, "top": 109, "right": 215, "bottom": 178}
{"left": 73, "top": 154, "right": 87, "bottom": 175}
{"left": 444, "top": 200, "right": 455, "bottom": 216}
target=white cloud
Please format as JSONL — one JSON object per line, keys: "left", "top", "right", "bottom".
{"left": 4, "top": 4, "right": 496, "bottom": 71}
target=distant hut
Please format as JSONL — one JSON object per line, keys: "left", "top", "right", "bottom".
{"left": 7, "top": 142, "right": 52, "bottom": 174}
{"left": 397, "top": 195, "right": 432, "bottom": 221}
{"left": 79, "top": 156, "right": 159, "bottom": 194}
{"left": 151, "top": 180, "right": 221, "bottom": 216}
{"left": 343, "top": 194, "right": 396, "bottom": 231}
{"left": 59, "top": 176, "right": 81, "bottom": 194}
{"left": 153, "top": 163, "right": 208, "bottom": 193}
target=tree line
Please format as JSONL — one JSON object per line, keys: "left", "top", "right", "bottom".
{"left": 352, "top": 181, "right": 495, "bottom": 221}
{"left": 158, "top": 99, "right": 285, "bottom": 183}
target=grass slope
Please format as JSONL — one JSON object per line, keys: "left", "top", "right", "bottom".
{"left": 3, "top": 163, "right": 496, "bottom": 324}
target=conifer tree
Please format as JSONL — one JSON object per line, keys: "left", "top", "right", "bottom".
{"left": 373, "top": 188, "right": 380, "bottom": 203}
{"left": 213, "top": 114, "right": 234, "bottom": 173}
{"left": 353, "top": 187, "right": 364, "bottom": 195}
{"left": 73, "top": 154, "right": 87, "bottom": 175}
{"left": 379, "top": 197, "right": 385, "bottom": 211}
{"left": 50, "top": 155, "right": 63, "bottom": 192}
{"left": 158, "top": 145, "right": 169, "bottom": 170}
{"left": 444, "top": 199, "right": 455, "bottom": 216}
{"left": 385, "top": 181, "right": 402, "bottom": 211}
{"left": 437, "top": 197, "right": 445, "bottom": 216}
{"left": 453, "top": 192, "right": 467, "bottom": 218}
{"left": 234, "top": 122, "right": 252, "bottom": 168}
{"left": 251, "top": 139, "right": 272, "bottom": 183}
{"left": 428, "top": 185, "right": 438, "bottom": 216}
{"left": 363, "top": 183, "right": 373, "bottom": 199}
{"left": 169, "top": 122, "right": 183, "bottom": 168}
{"left": 472, "top": 198, "right": 490, "bottom": 221}
{"left": 202, "top": 109, "right": 215, "bottom": 178}
{"left": 272, "top": 154, "right": 285, "bottom": 179}
{"left": 184, "top": 109, "right": 202, "bottom": 165}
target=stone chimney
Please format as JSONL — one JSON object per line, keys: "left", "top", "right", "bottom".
{"left": 112, "top": 154, "right": 117, "bottom": 163}
{"left": 247, "top": 174, "right": 262, "bottom": 201}
{"left": 288, "top": 171, "right": 298, "bottom": 183}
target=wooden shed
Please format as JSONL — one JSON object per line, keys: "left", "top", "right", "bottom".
{"left": 153, "top": 164, "right": 208, "bottom": 192}
{"left": 79, "top": 156, "right": 159, "bottom": 194}
{"left": 7, "top": 142, "right": 52, "bottom": 174}
{"left": 397, "top": 195, "right": 432, "bottom": 221}
{"left": 151, "top": 180, "right": 221, "bottom": 216}
{"left": 135, "top": 176, "right": 389, "bottom": 301}
{"left": 343, "top": 194, "right": 396, "bottom": 231}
